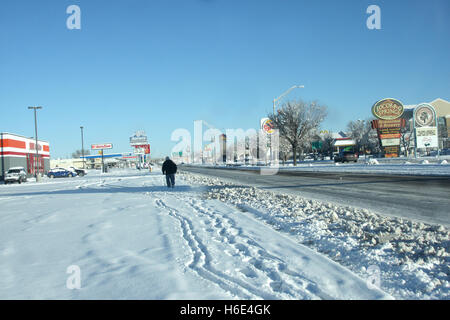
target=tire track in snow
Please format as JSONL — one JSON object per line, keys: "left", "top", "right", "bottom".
{"left": 153, "top": 197, "right": 282, "bottom": 299}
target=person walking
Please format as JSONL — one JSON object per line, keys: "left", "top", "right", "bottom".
{"left": 162, "top": 156, "right": 177, "bottom": 188}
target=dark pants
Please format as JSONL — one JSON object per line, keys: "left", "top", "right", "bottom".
{"left": 165, "top": 174, "right": 175, "bottom": 188}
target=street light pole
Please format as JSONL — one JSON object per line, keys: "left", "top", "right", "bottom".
{"left": 28, "top": 106, "right": 42, "bottom": 181}
{"left": 80, "top": 126, "right": 85, "bottom": 169}
{"left": 271, "top": 85, "right": 304, "bottom": 165}
{"left": 273, "top": 85, "right": 305, "bottom": 114}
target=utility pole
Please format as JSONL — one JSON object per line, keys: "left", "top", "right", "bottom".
{"left": 80, "top": 126, "right": 85, "bottom": 169}
{"left": 101, "top": 150, "right": 105, "bottom": 173}
{"left": 28, "top": 106, "right": 42, "bottom": 181}
{"left": 1, "top": 132, "right": 4, "bottom": 181}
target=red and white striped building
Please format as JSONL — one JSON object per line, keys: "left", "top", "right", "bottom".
{"left": 0, "top": 132, "right": 50, "bottom": 180}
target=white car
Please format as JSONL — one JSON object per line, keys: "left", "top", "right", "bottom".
{"left": 4, "top": 167, "right": 27, "bottom": 184}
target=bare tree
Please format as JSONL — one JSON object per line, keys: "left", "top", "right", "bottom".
{"left": 347, "top": 120, "right": 368, "bottom": 152}
{"left": 279, "top": 136, "right": 291, "bottom": 164}
{"left": 72, "top": 149, "right": 90, "bottom": 159}
{"left": 400, "top": 122, "right": 413, "bottom": 157}
{"left": 320, "top": 131, "right": 335, "bottom": 158}
{"left": 269, "top": 100, "right": 327, "bottom": 166}
{"left": 347, "top": 118, "right": 382, "bottom": 156}
{"left": 437, "top": 117, "right": 448, "bottom": 150}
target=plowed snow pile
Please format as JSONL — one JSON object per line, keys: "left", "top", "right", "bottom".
{"left": 180, "top": 172, "right": 450, "bottom": 299}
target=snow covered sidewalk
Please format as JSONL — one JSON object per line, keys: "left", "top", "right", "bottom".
{"left": 0, "top": 169, "right": 390, "bottom": 300}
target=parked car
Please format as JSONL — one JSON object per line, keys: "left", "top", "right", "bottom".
{"left": 69, "top": 167, "right": 87, "bottom": 177}
{"left": 334, "top": 150, "right": 359, "bottom": 163}
{"left": 4, "top": 167, "right": 27, "bottom": 184}
{"left": 47, "top": 168, "right": 77, "bottom": 178}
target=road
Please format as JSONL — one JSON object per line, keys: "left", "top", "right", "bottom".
{"left": 180, "top": 166, "right": 450, "bottom": 226}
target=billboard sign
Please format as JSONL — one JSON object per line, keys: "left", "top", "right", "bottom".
{"left": 91, "top": 143, "right": 113, "bottom": 150}
{"left": 134, "top": 144, "right": 150, "bottom": 154}
{"left": 371, "top": 98, "right": 405, "bottom": 158}
{"left": 371, "top": 119, "right": 406, "bottom": 129}
{"left": 416, "top": 127, "right": 438, "bottom": 148}
{"left": 381, "top": 138, "right": 401, "bottom": 147}
{"left": 311, "top": 141, "right": 323, "bottom": 150}
{"left": 371, "top": 98, "right": 404, "bottom": 120}
{"left": 133, "top": 144, "right": 150, "bottom": 155}
{"left": 260, "top": 118, "right": 275, "bottom": 135}
{"left": 414, "top": 103, "right": 436, "bottom": 127}
{"left": 130, "top": 130, "right": 148, "bottom": 146}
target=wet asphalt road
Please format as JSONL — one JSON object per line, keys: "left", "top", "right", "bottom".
{"left": 180, "top": 166, "right": 450, "bottom": 226}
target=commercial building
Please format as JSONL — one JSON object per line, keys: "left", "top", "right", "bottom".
{"left": 332, "top": 131, "right": 356, "bottom": 153}
{"left": 0, "top": 132, "right": 50, "bottom": 180}
{"left": 50, "top": 153, "right": 136, "bottom": 170}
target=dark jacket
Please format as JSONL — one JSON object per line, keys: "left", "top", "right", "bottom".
{"left": 162, "top": 160, "right": 177, "bottom": 175}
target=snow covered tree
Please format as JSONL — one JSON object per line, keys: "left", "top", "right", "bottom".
{"left": 400, "top": 122, "right": 413, "bottom": 157}
{"left": 346, "top": 119, "right": 381, "bottom": 155}
{"left": 320, "top": 131, "right": 335, "bottom": 158}
{"left": 279, "top": 136, "right": 291, "bottom": 164}
{"left": 269, "top": 100, "right": 327, "bottom": 166}
{"left": 347, "top": 120, "right": 368, "bottom": 152}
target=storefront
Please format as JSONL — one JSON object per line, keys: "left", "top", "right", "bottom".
{"left": 333, "top": 137, "right": 356, "bottom": 153}
{"left": 0, "top": 132, "right": 50, "bottom": 180}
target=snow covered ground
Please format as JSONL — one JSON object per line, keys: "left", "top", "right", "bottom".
{"left": 0, "top": 169, "right": 447, "bottom": 299}
{"left": 181, "top": 173, "right": 450, "bottom": 300}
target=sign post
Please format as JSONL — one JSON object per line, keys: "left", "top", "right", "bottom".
{"left": 130, "top": 131, "right": 149, "bottom": 169}
{"left": 91, "top": 143, "right": 113, "bottom": 173}
{"left": 413, "top": 103, "right": 438, "bottom": 158}
{"left": 370, "top": 98, "right": 405, "bottom": 158}
{"left": 261, "top": 118, "right": 275, "bottom": 165}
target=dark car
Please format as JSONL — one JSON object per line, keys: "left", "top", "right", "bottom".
{"left": 334, "top": 151, "right": 359, "bottom": 163}
{"left": 69, "top": 167, "right": 87, "bottom": 177}
{"left": 47, "top": 168, "right": 77, "bottom": 178}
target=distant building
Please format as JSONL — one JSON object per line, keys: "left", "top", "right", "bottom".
{"left": 0, "top": 132, "right": 50, "bottom": 180}
{"left": 332, "top": 131, "right": 356, "bottom": 153}
{"left": 219, "top": 134, "right": 227, "bottom": 163}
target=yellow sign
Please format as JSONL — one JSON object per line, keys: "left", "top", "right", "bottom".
{"left": 261, "top": 118, "right": 275, "bottom": 135}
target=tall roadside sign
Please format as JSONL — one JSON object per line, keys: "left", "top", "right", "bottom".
{"left": 260, "top": 118, "right": 275, "bottom": 165}
{"left": 370, "top": 98, "right": 405, "bottom": 158}
{"left": 130, "top": 131, "right": 150, "bottom": 168}
{"left": 413, "top": 103, "right": 438, "bottom": 156}
{"left": 91, "top": 143, "right": 113, "bottom": 173}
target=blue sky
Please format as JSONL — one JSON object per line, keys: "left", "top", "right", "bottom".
{"left": 1, "top": 0, "right": 449, "bottom": 158}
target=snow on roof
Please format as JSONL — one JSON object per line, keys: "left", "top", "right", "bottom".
{"left": 334, "top": 139, "right": 356, "bottom": 147}
{"left": 330, "top": 131, "right": 347, "bottom": 139}
{"left": 430, "top": 98, "right": 449, "bottom": 105}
